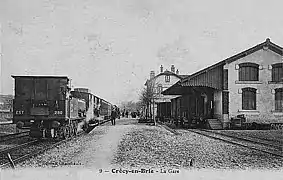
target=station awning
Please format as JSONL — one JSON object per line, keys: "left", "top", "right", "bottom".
{"left": 161, "top": 81, "right": 189, "bottom": 95}
{"left": 154, "top": 95, "right": 181, "bottom": 103}
{"left": 162, "top": 81, "right": 217, "bottom": 96}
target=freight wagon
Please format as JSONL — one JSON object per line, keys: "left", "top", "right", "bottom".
{"left": 12, "top": 76, "right": 113, "bottom": 139}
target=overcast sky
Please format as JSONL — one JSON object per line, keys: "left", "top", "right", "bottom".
{"left": 1, "top": 0, "right": 283, "bottom": 105}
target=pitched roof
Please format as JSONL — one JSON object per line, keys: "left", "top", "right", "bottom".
{"left": 182, "top": 38, "right": 283, "bottom": 83}
{"left": 145, "top": 69, "right": 189, "bottom": 85}
{"left": 179, "top": 75, "right": 190, "bottom": 79}
{"left": 153, "top": 70, "right": 188, "bottom": 80}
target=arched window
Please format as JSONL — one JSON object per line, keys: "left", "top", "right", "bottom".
{"left": 242, "top": 87, "right": 256, "bottom": 110}
{"left": 239, "top": 63, "right": 259, "bottom": 81}
{"left": 272, "top": 63, "right": 283, "bottom": 82}
{"left": 275, "top": 88, "right": 283, "bottom": 112}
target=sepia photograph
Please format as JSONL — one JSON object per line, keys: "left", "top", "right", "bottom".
{"left": 0, "top": 0, "right": 282, "bottom": 179}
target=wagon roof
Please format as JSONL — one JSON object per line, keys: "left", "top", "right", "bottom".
{"left": 11, "top": 75, "right": 70, "bottom": 79}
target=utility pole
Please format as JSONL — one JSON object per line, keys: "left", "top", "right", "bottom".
{"left": 153, "top": 97, "right": 156, "bottom": 125}
{"left": 0, "top": 22, "right": 2, "bottom": 94}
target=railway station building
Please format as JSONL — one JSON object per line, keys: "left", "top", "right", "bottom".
{"left": 143, "top": 65, "right": 188, "bottom": 120}
{"left": 162, "top": 38, "right": 283, "bottom": 128}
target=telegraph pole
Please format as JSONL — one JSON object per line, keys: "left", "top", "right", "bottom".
{"left": 0, "top": 22, "right": 2, "bottom": 94}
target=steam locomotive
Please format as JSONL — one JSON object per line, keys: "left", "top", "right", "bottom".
{"left": 12, "top": 75, "right": 113, "bottom": 139}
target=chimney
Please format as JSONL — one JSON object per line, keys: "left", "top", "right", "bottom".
{"left": 171, "top": 65, "right": 175, "bottom": 73}
{"left": 160, "top": 65, "right": 163, "bottom": 73}
{"left": 150, "top": 71, "right": 155, "bottom": 79}
{"left": 176, "top": 69, "right": 179, "bottom": 75}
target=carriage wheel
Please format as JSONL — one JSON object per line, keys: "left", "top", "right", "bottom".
{"left": 69, "top": 124, "right": 74, "bottom": 137}
{"left": 67, "top": 125, "right": 71, "bottom": 138}
{"left": 74, "top": 122, "right": 78, "bottom": 135}
{"left": 61, "top": 126, "right": 67, "bottom": 139}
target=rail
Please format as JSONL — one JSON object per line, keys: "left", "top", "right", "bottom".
{"left": 0, "top": 131, "right": 30, "bottom": 142}
{"left": 0, "top": 119, "right": 112, "bottom": 169}
{"left": 187, "top": 129, "right": 283, "bottom": 158}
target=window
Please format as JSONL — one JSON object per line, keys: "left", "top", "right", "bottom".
{"left": 242, "top": 87, "right": 256, "bottom": 110}
{"left": 275, "top": 88, "right": 283, "bottom": 112}
{"left": 272, "top": 63, "right": 283, "bottom": 82}
{"left": 165, "top": 75, "right": 170, "bottom": 82}
{"left": 238, "top": 63, "right": 259, "bottom": 81}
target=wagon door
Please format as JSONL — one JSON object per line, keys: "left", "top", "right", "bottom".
{"left": 34, "top": 78, "right": 47, "bottom": 100}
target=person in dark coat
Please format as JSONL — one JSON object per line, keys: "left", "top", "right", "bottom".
{"left": 111, "top": 107, "right": 117, "bottom": 125}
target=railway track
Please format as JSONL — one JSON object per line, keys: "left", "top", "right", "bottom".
{"left": 187, "top": 129, "right": 283, "bottom": 158}
{"left": 158, "top": 122, "right": 283, "bottom": 157}
{"left": 0, "top": 119, "right": 112, "bottom": 169}
{"left": 204, "top": 129, "right": 282, "bottom": 150}
{"left": 0, "top": 131, "right": 30, "bottom": 142}
{"left": 0, "top": 139, "right": 40, "bottom": 166}
{"left": 0, "top": 132, "right": 85, "bottom": 169}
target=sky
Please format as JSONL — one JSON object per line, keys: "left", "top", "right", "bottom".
{"left": 1, "top": 0, "right": 283, "bottom": 105}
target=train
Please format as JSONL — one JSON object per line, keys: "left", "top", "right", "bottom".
{"left": 12, "top": 75, "right": 113, "bottom": 139}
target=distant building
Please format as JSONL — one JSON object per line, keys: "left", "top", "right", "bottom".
{"left": 0, "top": 94, "right": 13, "bottom": 111}
{"left": 0, "top": 94, "right": 13, "bottom": 121}
{"left": 163, "top": 38, "right": 283, "bottom": 128}
{"left": 144, "top": 65, "right": 188, "bottom": 120}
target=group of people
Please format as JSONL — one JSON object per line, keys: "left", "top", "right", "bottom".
{"left": 121, "top": 110, "right": 129, "bottom": 118}
{"left": 120, "top": 109, "right": 140, "bottom": 118}
{"left": 110, "top": 107, "right": 141, "bottom": 125}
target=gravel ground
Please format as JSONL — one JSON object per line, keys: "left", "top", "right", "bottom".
{"left": 17, "top": 119, "right": 135, "bottom": 169}
{"left": 1, "top": 119, "right": 283, "bottom": 180}
{"left": 213, "top": 130, "right": 283, "bottom": 144}
{"left": 6, "top": 119, "right": 282, "bottom": 171}
{"left": 114, "top": 125, "right": 283, "bottom": 170}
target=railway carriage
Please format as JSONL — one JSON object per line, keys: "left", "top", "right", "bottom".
{"left": 99, "top": 99, "right": 112, "bottom": 120}
{"left": 70, "top": 88, "right": 112, "bottom": 131}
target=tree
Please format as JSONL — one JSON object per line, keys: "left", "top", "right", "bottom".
{"left": 139, "top": 81, "right": 157, "bottom": 125}
{"left": 119, "top": 101, "right": 141, "bottom": 112}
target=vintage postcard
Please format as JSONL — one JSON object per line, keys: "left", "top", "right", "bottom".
{"left": 0, "top": 0, "right": 282, "bottom": 179}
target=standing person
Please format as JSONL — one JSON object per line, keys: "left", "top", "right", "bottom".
{"left": 111, "top": 107, "right": 117, "bottom": 125}
{"left": 125, "top": 111, "right": 129, "bottom": 118}
{"left": 122, "top": 109, "right": 125, "bottom": 117}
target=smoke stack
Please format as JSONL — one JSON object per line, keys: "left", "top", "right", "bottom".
{"left": 176, "top": 69, "right": 179, "bottom": 75}
{"left": 160, "top": 65, "right": 163, "bottom": 73}
{"left": 150, "top": 71, "right": 155, "bottom": 79}
{"left": 171, "top": 65, "right": 175, "bottom": 73}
